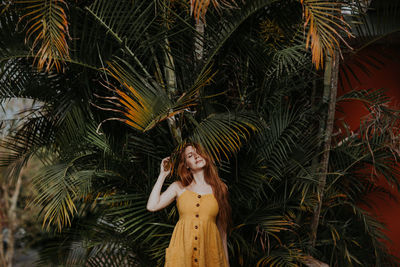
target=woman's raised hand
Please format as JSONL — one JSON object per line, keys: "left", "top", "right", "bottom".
{"left": 147, "top": 156, "right": 175, "bottom": 212}
{"left": 160, "top": 156, "right": 172, "bottom": 177}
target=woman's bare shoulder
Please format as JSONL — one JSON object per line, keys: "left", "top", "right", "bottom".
{"left": 173, "top": 180, "right": 182, "bottom": 187}
{"left": 173, "top": 181, "right": 186, "bottom": 195}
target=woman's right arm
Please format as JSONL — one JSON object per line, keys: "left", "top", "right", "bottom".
{"left": 146, "top": 157, "right": 178, "bottom": 212}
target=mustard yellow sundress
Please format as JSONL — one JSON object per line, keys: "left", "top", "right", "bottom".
{"left": 164, "top": 188, "right": 229, "bottom": 267}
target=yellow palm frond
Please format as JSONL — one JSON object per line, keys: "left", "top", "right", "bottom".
{"left": 93, "top": 60, "right": 203, "bottom": 133}
{"left": 301, "top": 0, "right": 353, "bottom": 69}
{"left": 17, "top": 0, "right": 70, "bottom": 72}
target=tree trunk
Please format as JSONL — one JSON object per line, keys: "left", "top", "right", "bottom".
{"left": 0, "top": 184, "right": 8, "bottom": 266}
{"left": 161, "top": 1, "right": 181, "bottom": 144}
{"left": 164, "top": 36, "right": 182, "bottom": 144}
{"left": 310, "top": 50, "right": 340, "bottom": 247}
{"left": 0, "top": 169, "right": 23, "bottom": 267}
{"left": 194, "top": 20, "right": 204, "bottom": 62}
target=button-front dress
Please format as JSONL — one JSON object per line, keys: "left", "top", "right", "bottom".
{"left": 164, "top": 189, "right": 229, "bottom": 267}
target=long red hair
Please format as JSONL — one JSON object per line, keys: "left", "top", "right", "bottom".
{"left": 176, "top": 142, "right": 232, "bottom": 234}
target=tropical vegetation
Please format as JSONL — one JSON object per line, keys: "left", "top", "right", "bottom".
{"left": 0, "top": 0, "right": 400, "bottom": 266}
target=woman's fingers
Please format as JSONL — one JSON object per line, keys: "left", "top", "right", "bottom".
{"left": 161, "top": 157, "right": 172, "bottom": 172}
{"left": 161, "top": 156, "right": 170, "bottom": 162}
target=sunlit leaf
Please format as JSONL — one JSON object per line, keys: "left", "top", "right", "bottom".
{"left": 17, "top": 0, "right": 70, "bottom": 72}
{"left": 301, "top": 0, "right": 353, "bottom": 69}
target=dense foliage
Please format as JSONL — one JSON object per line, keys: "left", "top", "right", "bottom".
{"left": 1, "top": 0, "right": 400, "bottom": 266}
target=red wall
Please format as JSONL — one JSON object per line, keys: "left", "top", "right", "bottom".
{"left": 336, "top": 45, "right": 400, "bottom": 257}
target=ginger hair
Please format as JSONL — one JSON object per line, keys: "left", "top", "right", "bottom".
{"left": 176, "top": 142, "right": 232, "bottom": 234}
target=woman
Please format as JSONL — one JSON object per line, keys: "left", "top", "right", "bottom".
{"left": 146, "top": 143, "right": 232, "bottom": 267}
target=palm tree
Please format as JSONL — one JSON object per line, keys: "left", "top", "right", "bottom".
{"left": 1, "top": 0, "right": 399, "bottom": 266}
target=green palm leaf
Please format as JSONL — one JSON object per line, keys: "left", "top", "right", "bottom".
{"left": 98, "top": 193, "right": 174, "bottom": 265}
{"left": 196, "top": 0, "right": 280, "bottom": 76}
{"left": 189, "top": 112, "right": 262, "bottom": 161}
{"left": 257, "top": 245, "right": 307, "bottom": 267}
{"left": 32, "top": 163, "right": 94, "bottom": 231}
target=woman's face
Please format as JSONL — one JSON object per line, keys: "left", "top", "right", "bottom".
{"left": 184, "top": 146, "right": 206, "bottom": 171}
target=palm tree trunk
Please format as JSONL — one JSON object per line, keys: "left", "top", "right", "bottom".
{"left": 164, "top": 37, "right": 182, "bottom": 144}
{"left": 0, "top": 169, "right": 23, "bottom": 267}
{"left": 0, "top": 183, "right": 9, "bottom": 267}
{"left": 310, "top": 50, "right": 339, "bottom": 247}
{"left": 163, "top": 9, "right": 205, "bottom": 144}
{"left": 162, "top": 1, "right": 181, "bottom": 144}
{"left": 194, "top": 20, "right": 204, "bottom": 62}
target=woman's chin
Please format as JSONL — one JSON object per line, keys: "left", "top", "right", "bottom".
{"left": 197, "top": 162, "right": 206, "bottom": 169}
{"left": 191, "top": 163, "right": 206, "bottom": 171}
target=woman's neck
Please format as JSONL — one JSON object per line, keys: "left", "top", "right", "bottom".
{"left": 192, "top": 169, "right": 206, "bottom": 185}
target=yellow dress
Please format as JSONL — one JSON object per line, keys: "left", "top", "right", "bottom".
{"left": 164, "top": 189, "right": 228, "bottom": 267}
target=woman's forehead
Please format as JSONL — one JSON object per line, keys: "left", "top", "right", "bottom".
{"left": 184, "top": 145, "right": 197, "bottom": 154}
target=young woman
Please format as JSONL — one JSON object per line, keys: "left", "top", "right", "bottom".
{"left": 146, "top": 143, "right": 232, "bottom": 267}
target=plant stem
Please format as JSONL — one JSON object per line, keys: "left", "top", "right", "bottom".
{"left": 162, "top": 0, "right": 181, "bottom": 144}
{"left": 310, "top": 49, "right": 339, "bottom": 247}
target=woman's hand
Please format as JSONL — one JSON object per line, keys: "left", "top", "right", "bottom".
{"left": 160, "top": 156, "right": 171, "bottom": 177}
{"left": 147, "top": 157, "right": 176, "bottom": 211}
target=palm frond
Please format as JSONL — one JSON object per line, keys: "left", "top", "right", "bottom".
{"left": 32, "top": 163, "right": 94, "bottom": 231}
{"left": 84, "top": 0, "right": 166, "bottom": 82}
{"left": 266, "top": 44, "right": 310, "bottom": 79}
{"left": 188, "top": 0, "right": 237, "bottom": 22}
{"left": 336, "top": 88, "right": 391, "bottom": 107}
{"left": 301, "top": 0, "right": 353, "bottom": 69}
{"left": 0, "top": 9, "right": 43, "bottom": 97}
{"left": 189, "top": 112, "right": 262, "bottom": 161}
{"left": 17, "top": 0, "right": 70, "bottom": 72}
{"left": 256, "top": 101, "right": 312, "bottom": 179}
{"left": 94, "top": 58, "right": 202, "bottom": 133}
{"left": 229, "top": 150, "right": 271, "bottom": 203}
{"left": 257, "top": 245, "right": 307, "bottom": 267}
{"left": 339, "top": 1, "right": 400, "bottom": 89}
{"left": 98, "top": 193, "right": 174, "bottom": 264}
{"left": 350, "top": 0, "right": 400, "bottom": 46}
{"left": 0, "top": 113, "right": 53, "bottom": 167}
{"left": 66, "top": 240, "right": 137, "bottom": 267}
{"left": 195, "top": 0, "right": 281, "bottom": 76}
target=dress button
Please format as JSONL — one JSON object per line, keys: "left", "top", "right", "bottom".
{"left": 197, "top": 195, "right": 201, "bottom": 198}
{"left": 194, "top": 258, "right": 198, "bottom": 262}
{"left": 195, "top": 236, "right": 198, "bottom": 240}
{"left": 196, "top": 203, "right": 200, "bottom": 207}
{"left": 194, "top": 225, "right": 198, "bottom": 229}
{"left": 195, "top": 214, "right": 199, "bottom": 218}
